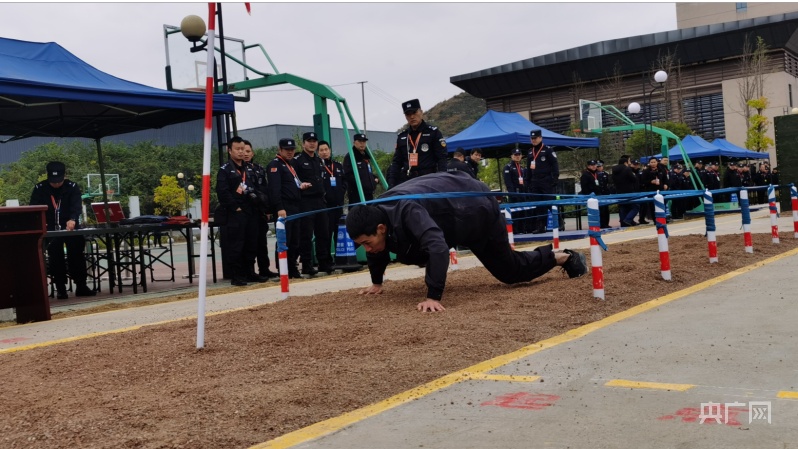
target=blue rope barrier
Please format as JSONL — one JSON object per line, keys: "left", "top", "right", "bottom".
{"left": 739, "top": 191, "right": 751, "bottom": 226}
{"left": 654, "top": 196, "right": 669, "bottom": 238}
{"left": 586, "top": 204, "right": 608, "bottom": 251}
{"left": 768, "top": 185, "right": 780, "bottom": 218}
{"left": 276, "top": 217, "right": 288, "bottom": 252}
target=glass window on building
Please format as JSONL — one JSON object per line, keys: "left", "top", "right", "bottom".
{"left": 736, "top": 3, "right": 747, "bottom": 12}
{"left": 683, "top": 93, "right": 725, "bottom": 140}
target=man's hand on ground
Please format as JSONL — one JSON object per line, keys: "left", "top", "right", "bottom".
{"left": 417, "top": 299, "right": 445, "bottom": 313}
{"left": 359, "top": 284, "right": 383, "bottom": 295}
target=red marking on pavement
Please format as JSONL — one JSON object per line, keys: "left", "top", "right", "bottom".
{"left": 481, "top": 392, "right": 560, "bottom": 410}
{"left": 0, "top": 337, "right": 31, "bottom": 344}
{"left": 657, "top": 406, "right": 746, "bottom": 426}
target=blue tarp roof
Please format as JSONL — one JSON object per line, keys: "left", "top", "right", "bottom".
{"left": 446, "top": 110, "right": 599, "bottom": 155}
{"left": 0, "top": 37, "right": 235, "bottom": 140}
{"left": 651, "top": 135, "right": 769, "bottom": 162}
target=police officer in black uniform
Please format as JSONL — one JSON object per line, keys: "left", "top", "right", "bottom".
{"left": 344, "top": 133, "right": 378, "bottom": 204}
{"left": 294, "top": 131, "right": 333, "bottom": 276}
{"left": 467, "top": 148, "right": 482, "bottom": 178}
{"left": 503, "top": 148, "right": 529, "bottom": 233}
{"left": 30, "top": 161, "right": 96, "bottom": 299}
{"left": 447, "top": 149, "right": 476, "bottom": 178}
{"left": 216, "top": 136, "right": 260, "bottom": 286}
{"left": 242, "top": 140, "right": 276, "bottom": 281}
{"left": 387, "top": 98, "right": 448, "bottom": 188}
{"left": 596, "top": 160, "right": 611, "bottom": 228}
{"left": 318, "top": 139, "right": 346, "bottom": 255}
{"left": 266, "top": 138, "right": 305, "bottom": 279}
{"left": 345, "top": 171, "right": 587, "bottom": 313}
{"left": 524, "top": 129, "right": 559, "bottom": 234}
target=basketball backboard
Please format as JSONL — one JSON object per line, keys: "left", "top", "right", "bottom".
{"left": 163, "top": 24, "right": 249, "bottom": 101}
{"left": 86, "top": 174, "right": 120, "bottom": 198}
{"left": 579, "top": 99, "right": 603, "bottom": 132}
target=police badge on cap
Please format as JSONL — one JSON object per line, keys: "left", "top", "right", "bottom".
{"left": 530, "top": 129, "right": 542, "bottom": 138}
{"left": 402, "top": 98, "right": 421, "bottom": 114}
{"left": 302, "top": 132, "right": 318, "bottom": 141}
{"left": 279, "top": 138, "right": 296, "bottom": 149}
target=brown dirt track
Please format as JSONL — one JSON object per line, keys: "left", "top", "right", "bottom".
{"left": 1, "top": 233, "right": 796, "bottom": 449}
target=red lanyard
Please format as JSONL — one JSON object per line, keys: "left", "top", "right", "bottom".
{"left": 514, "top": 162, "right": 523, "bottom": 177}
{"left": 235, "top": 165, "right": 247, "bottom": 184}
{"left": 277, "top": 155, "right": 299, "bottom": 179}
{"left": 530, "top": 146, "right": 543, "bottom": 161}
{"left": 50, "top": 195, "right": 61, "bottom": 212}
{"left": 407, "top": 132, "right": 422, "bottom": 154}
{"left": 322, "top": 160, "right": 334, "bottom": 176}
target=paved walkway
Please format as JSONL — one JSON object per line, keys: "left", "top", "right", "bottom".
{"left": 2, "top": 209, "right": 798, "bottom": 448}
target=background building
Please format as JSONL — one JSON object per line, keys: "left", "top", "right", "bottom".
{"left": 451, "top": 9, "right": 798, "bottom": 164}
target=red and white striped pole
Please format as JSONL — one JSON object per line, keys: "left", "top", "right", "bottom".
{"left": 768, "top": 185, "right": 780, "bottom": 244}
{"left": 551, "top": 205, "right": 560, "bottom": 250}
{"left": 791, "top": 186, "right": 798, "bottom": 238}
{"left": 739, "top": 189, "right": 753, "bottom": 254}
{"left": 504, "top": 208, "right": 515, "bottom": 250}
{"left": 449, "top": 247, "right": 459, "bottom": 270}
{"left": 654, "top": 193, "right": 671, "bottom": 280}
{"left": 277, "top": 218, "right": 290, "bottom": 300}
{"left": 196, "top": 3, "right": 217, "bottom": 349}
{"left": 587, "top": 198, "right": 604, "bottom": 300}
{"left": 703, "top": 190, "right": 719, "bottom": 262}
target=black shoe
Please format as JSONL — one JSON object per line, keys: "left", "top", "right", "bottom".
{"left": 231, "top": 279, "right": 248, "bottom": 287}
{"left": 288, "top": 270, "right": 302, "bottom": 279}
{"left": 246, "top": 273, "right": 269, "bottom": 283}
{"left": 302, "top": 266, "right": 318, "bottom": 276}
{"left": 621, "top": 220, "right": 639, "bottom": 227}
{"left": 561, "top": 249, "right": 588, "bottom": 279}
{"left": 75, "top": 285, "right": 96, "bottom": 297}
{"left": 318, "top": 265, "right": 335, "bottom": 274}
{"left": 638, "top": 219, "right": 650, "bottom": 225}
{"left": 261, "top": 270, "right": 280, "bottom": 279}
{"left": 56, "top": 290, "right": 69, "bottom": 300}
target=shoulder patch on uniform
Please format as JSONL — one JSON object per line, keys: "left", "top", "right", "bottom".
{"left": 440, "top": 139, "right": 447, "bottom": 148}
{"left": 430, "top": 126, "right": 438, "bottom": 130}
{"left": 552, "top": 152, "right": 557, "bottom": 158}
{"left": 270, "top": 167, "right": 277, "bottom": 172}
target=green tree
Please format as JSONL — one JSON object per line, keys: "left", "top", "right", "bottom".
{"left": 624, "top": 121, "right": 693, "bottom": 158}
{"left": 153, "top": 175, "right": 186, "bottom": 216}
{"left": 745, "top": 96, "right": 774, "bottom": 152}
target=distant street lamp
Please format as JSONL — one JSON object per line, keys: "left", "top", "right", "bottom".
{"left": 176, "top": 172, "right": 194, "bottom": 219}
{"left": 629, "top": 70, "right": 668, "bottom": 157}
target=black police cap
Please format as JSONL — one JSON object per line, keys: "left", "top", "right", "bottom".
{"left": 353, "top": 133, "right": 368, "bottom": 141}
{"left": 279, "top": 138, "right": 296, "bottom": 149}
{"left": 530, "top": 129, "right": 542, "bottom": 138}
{"left": 302, "top": 132, "right": 318, "bottom": 141}
{"left": 402, "top": 99, "right": 421, "bottom": 114}
{"left": 46, "top": 161, "right": 65, "bottom": 183}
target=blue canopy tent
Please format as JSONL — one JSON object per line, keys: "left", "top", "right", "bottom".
{"left": 647, "top": 135, "right": 768, "bottom": 163}
{"left": 446, "top": 110, "right": 599, "bottom": 158}
{"left": 0, "top": 37, "right": 235, "bottom": 214}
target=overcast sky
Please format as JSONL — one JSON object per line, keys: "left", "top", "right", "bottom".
{"left": 2, "top": 2, "right": 677, "bottom": 134}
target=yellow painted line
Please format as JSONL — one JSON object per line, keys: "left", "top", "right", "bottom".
{"left": 605, "top": 379, "right": 694, "bottom": 391}
{"left": 777, "top": 391, "right": 798, "bottom": 399}
{"left": 251, "top": 246, "right": 798, "bottom": 449}
{"left": 463, "top": 373, "right": 541, "bottom": 383}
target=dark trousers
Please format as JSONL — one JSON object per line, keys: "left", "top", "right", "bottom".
{"left": 619, "top": 203, "right": 640, "bottom": 224}
{"left": 222, "top": 210, "right": 258, "bottom": 281}
{"left": 326, "top": 207, "right": 344, "bottom": 257}
{"left": 467, "top": 212, "right": 557, "bottom": 283}
{"left": 527, "top": 180, "right": 554, "bottom": 232}
{"left": 47, "top": 235, "right": 88, "bottom": 288}
{"left": 507, "top": 194, "right": 529, "bottom": 234}
{"left": 599, "top": 204, "right": 610, "bottom": 228}
{"left": 299, "top": 197, "right": 332, "bottom": 268}
{"left": 255, "top": 215, "right": 272, "bottom": 275}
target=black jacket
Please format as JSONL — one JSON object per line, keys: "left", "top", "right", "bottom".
{"left": 503, "top": 161, "right": 526, "bottom": 193}
{"left": 388, "top": 120, "right": 447, "bottom": 188}
{"left": 344, "top": 148, "right": 377, "bottom": 203}
{"left": 321, "top": 158, "right": 346, "bottom": 207}
{"left": 30, "top": 179, "right": 83, "bottom": 231}
{"left": 579, "top": 169, "right": 600, "bottom": 196}
{"left": 266, "top": 156, "right": 302, "bottom": 213}
{"left": 216, "top": 159, "right": 258, "bottom": 214}
{"left": 525, "top": 143, "right": 559, "bottom": 185}
{"left": 611, "top": 164, "right": 638, "bottom": 194}
{"left": 294, "top": 151, "right": 327, "bottom": 200}
{"left": 366, "top": 171, "right": 498, "bottom": 301}
{"left": 446, "top": 159, "right": 476, "bottom": 178}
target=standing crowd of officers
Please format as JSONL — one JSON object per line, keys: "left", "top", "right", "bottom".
{"left": 604, "top": 155, "right": 778, "bottom": 228}
{"left": 215, "top": 98, "right": 463, "bottom": 286}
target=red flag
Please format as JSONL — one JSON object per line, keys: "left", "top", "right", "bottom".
{"left": 245, "top": 3, "right": 251, "bottom": 15}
